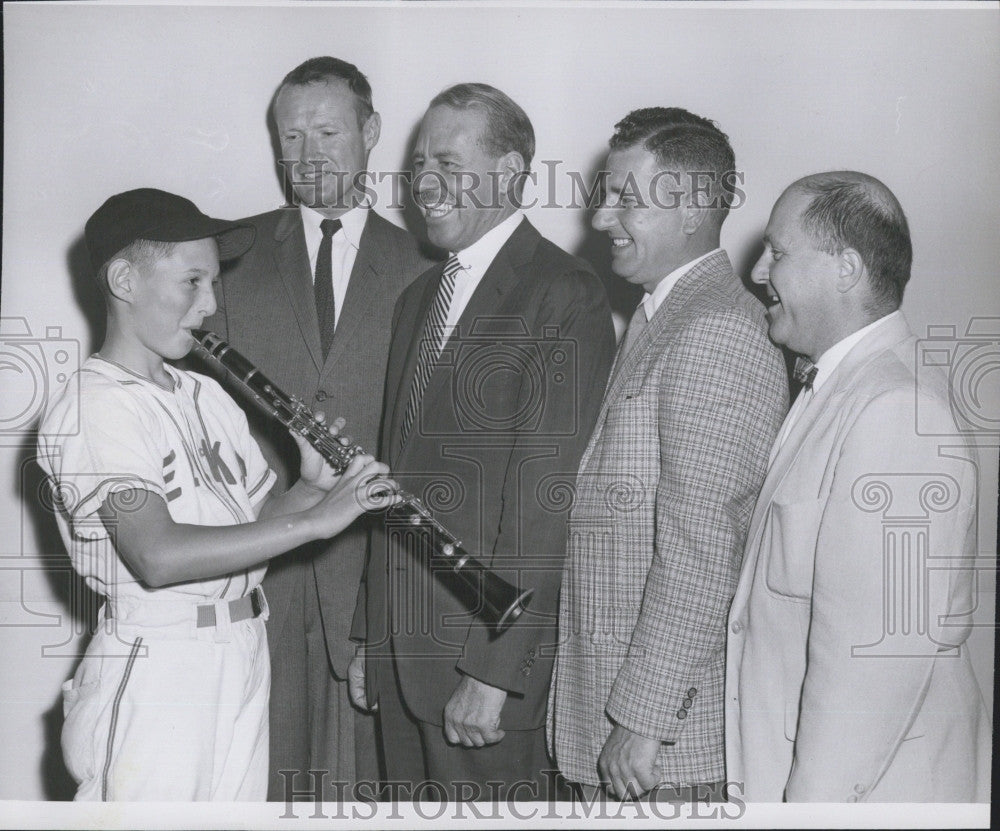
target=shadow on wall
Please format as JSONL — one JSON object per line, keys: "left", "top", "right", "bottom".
{"left": 0, "top": 232, "right": 105, "bottom": 798}
{"left": 11, "top": 439, "right": 92, "bottom": 800}
{"left": 67, "top": 234, "right": 105, "bottom": 358}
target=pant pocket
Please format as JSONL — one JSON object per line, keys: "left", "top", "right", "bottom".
{"left": 61, "top": 677, "right": 102, "bottom": 786}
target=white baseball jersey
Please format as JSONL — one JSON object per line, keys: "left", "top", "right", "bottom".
{"left": 38, "top": 355, "right": 278, "bottom": 800}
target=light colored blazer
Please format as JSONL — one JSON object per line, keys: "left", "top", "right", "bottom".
{"left": 549, "top": 251, "right": 788, "bottom": 787}
{"left": 725, "top": 312, "right": 992, "bottom": 802}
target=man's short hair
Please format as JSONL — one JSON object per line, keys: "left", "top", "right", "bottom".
{"left": 610, "top": 107, "right": 738, "bottom": 219}
{"left": 429, "top": 83, "right": 535, "bottom": 170}
{"left": 794, "top": 172, "right": 912, "bottom": 310}
{"left": 277, "top": 56, "right": 374, "bottom": 126}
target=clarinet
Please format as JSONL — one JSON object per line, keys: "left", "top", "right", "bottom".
{"left": 190, "top": 330, "right": 533, "bottom": 632}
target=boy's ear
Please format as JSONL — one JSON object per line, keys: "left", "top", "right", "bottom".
{"left": 105, "top": 258, "right": 135, "bottom": 303}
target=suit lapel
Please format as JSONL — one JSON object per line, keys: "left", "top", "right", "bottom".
{"left": 393, "top": 219, "right": 537, "bottom": 458}
{"left": 587, "top": 251, "right": 736, "bottom": 463}
{"left": 744, "top": 314, "right": 915, "bottom": 555}
{"left": 273, "top": 209, "right": 324, "bottom": 373}
{"left": 388, "top": 265, "right": 442, "bottom": 462}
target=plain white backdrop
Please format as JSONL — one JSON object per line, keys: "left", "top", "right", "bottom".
{"left": 1, "top": 1, "right": 997, "bottom": 818}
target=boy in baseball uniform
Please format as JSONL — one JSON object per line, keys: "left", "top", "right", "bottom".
{"left": 37, "top": 188, "right": 397, "bottom": 801}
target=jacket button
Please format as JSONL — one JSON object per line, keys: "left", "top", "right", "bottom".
{"left": 683, "top": 698, "right": 693, "bottom": 709}
{"left": 854, "top": 784, "right": 866, "bottom": 794}
{"left": 676, "top": 709, "right": 687, "bottom": 720}
{"left": 315, "top": 390, "right": 328, "bottom": 402}
{"left": 687, "top": 687, "right": 697, "bottom": 698}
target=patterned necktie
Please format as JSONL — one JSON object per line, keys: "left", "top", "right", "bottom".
{"left": 770, "top": 356, "right": 819, "bottom": 466}
{"left": 399, "top": 256, "right": 462, "bottom": 446}
{"left": 315, "top": 218, "right": 341, "bottom": 359}
{"left": 792, "top": 356, "right": 818, "bottom": 390}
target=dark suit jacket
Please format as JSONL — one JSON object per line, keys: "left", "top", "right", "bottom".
{"left": 353, "top": 218, "right": 615, "bottom": 730}
{"left": 203, "top": 206, "right": 434, "bottom": 677}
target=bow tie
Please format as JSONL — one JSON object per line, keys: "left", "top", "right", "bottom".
{"left": 793, "top": 356, "right": 818, "bottom": 389}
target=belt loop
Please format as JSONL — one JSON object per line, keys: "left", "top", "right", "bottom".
{"left": 213, "top": 596, "right": 234, "bottom": 643}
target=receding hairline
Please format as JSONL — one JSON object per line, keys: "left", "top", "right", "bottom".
{"left": 786, "top": 171, "right": 905, "bottom": 220}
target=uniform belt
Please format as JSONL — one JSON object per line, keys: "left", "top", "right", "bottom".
{"left": 196, "top": 587, "right": 265, "bottom": 628}
{"left": 104, "top": 587, "right": 265, "bottom": 628}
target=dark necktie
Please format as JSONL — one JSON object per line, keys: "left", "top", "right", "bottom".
{"left": 315, "top": 218, "right": 341, "bottom": 359}
{"left": 792, "top": 356, "right": 818, "bottom": 390}
{"left": 399, "top": 255, "right": 462, "bottom": 446}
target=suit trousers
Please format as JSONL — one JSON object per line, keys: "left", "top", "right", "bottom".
{"left": 377, "top": 651, "right": 559, "bottom": 802}
{"left": 267, "top": 558, "right": 379, "bottom": 800}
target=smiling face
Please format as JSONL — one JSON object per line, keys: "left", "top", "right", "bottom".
{"left": 592, "top": 143, "right": 691, "bottom": 294}
{"left": 751, "top": 187, "right": 843, "bottom": 359}
{"left": 128, "top": 238, "right": 221, "bottom": 361}
{"left": 274, "top": 80, "right": 380, "bottom": 217}
{"left": 411, "top": 105, "right": 516, "bottom": 253}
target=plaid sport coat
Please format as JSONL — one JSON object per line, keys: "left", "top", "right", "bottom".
{"left": 548, "top": 250, "right": 788, "bottom": 786}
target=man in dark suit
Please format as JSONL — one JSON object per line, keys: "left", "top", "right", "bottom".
{"left": 203, "top": 57, "right": 435, "bottom": 800}
{"left": 349, "top": 83, "right": 615, "bottom": 799}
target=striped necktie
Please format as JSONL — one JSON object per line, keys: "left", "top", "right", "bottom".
{"left": 399, "top": 256, "right": 462, "bottom": 446}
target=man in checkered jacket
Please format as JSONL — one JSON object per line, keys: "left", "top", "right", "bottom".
{"left": 548, "top": 108, "right": 788, "bottom": 802}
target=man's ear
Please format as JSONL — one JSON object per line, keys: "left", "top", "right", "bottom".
{"left": 681, "top": 201, "right": 710, "bottom": 235}
{"left": 105, "top": 258, "right": 135, "bottom": 303}
{"left": 836, "top": 247, "right": 865, "bottom": 293}
{"left": 680, "top": 184, "right": 711, "bottom": 235}
{"left": 496, "top": 150, "right": 526, "bottom": 202}
{"left": 363, "top": 111, "right": 382, "bottom": 152}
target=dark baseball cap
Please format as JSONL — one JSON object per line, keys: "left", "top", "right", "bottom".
{"left": 85, "top": 188, "right": 255, "bottom": 272}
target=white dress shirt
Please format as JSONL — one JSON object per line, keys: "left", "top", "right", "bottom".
{"left": 443, "top": 210, "right": 525, "bottom": 333}
{"left": 769, "top": 311, "right": 902, "bottom": 463}
{"left": 300, "top": 203, "right": 369, "bottom": 329}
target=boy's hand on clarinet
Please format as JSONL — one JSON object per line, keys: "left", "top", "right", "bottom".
{"left": 290, "top": 413, "right": 353, "bottom": 492}
{"left": 306, "top": 453, "right": 401, "bottom": 540}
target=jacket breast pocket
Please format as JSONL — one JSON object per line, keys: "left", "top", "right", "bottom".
{"left": 765, "top": 497, "right": 824, "bottom": 601}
